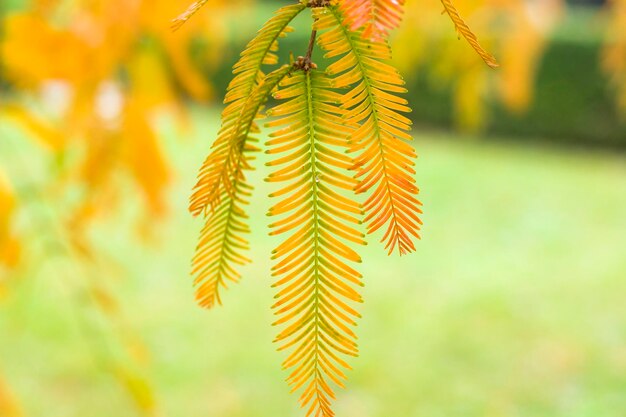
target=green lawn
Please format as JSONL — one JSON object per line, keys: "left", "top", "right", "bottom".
{"left": 2, "top": 110, "right": 626, "bottom": 417}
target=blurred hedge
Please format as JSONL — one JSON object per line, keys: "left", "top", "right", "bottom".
{"left": 485, "top": 8, "right": 626, "bottom": 146}
{"left": 206, "top": 6, "right": 626, "bottom": 146}
{"left": 406, "top": 25, "right": 626, "bottom": 146}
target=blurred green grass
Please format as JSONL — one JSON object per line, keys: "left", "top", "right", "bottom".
{"left": 2, "top": 109, "right": 626, "bottom": 417}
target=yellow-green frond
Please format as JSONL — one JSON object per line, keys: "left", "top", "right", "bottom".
{"left": 440, "top": 0, "right": 499, "bottom": 68}
{"left": 189, "top": 4, "right": 305, "bottom": 217}
{"left": 192, "top": 66, "right": 293, "bottom": 309}
{"left": 266, "top": 69, "right": 365, "bottom": 417}
{"left": 315, "top": 7, "right": 422, "bottom": 256}
{"left": 192, "top": 164, "right": 253, "bottom": 309}
{"left": 339, "top": 0, "right": 405, "bottom": 41}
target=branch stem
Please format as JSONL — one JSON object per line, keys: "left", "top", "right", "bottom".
{"left": 306, "top": 29, "right": 317, "bottom": 62}
{"left": 294, "top": 29, "right": 318, "bottom": 71}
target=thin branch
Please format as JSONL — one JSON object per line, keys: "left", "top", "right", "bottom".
{"left": 294, "top": 30, "right": 318, "bottom": 71}
{"left": 306, "top": 29, "right": 317, "bottom": 62}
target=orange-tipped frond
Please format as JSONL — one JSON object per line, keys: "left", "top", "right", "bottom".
{"left": 315, "top": 7, "right": 422, "bottom": 256}
{"left": 339, "top": 0, "right": 405, "bottom": 41}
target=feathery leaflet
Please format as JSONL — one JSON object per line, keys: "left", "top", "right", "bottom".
{"left": 315, "top": 6, "right": 422, "bottom": 255}
{"left": 266, "top": 69, "right": 364, "bottom": 417}
{"left": 189, "top": 3, "right": 305, "bottom": 217}
{"left": 192, "top": 65, "right": 293, "bottom": 308}
{"left": 339, "top": 0, "right": 406, "bottom": 41}
{"left": 440, "top": 0, "right": 499, "bottom": 68}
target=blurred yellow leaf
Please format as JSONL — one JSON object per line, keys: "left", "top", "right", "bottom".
{"left": 0, "top": 172, "right": 21, "bottom": 269}
{"left": 499, "top": 29, "right": 543, "bottom": 113}
{"left": 122, "top": 102, "right": 170, "bottom": 216}
{"left": 162, "top": 35, "right": 214, "bottom": 102}
{"left": 455, "top": 68, "right": 487, "bottom": 132}
{"left": 127, "top": 47, "right": 177, "bottom": 110}
{"left": 113, "top": 367, "right": 156, "bottom": 415}
{"left": 1, "top": 104, "right": 66, "bottom": 150}
{"left": 0, "top": 377, "right": 22, "bottom": 417}
{"left": 1, "top": 13, "right": 93, "bottom": 87}
{"left": 91, "top": 284, "right": 120, "bottom": 315}
{"left": 0, "top": 173, "right": 16, "bottom": 233}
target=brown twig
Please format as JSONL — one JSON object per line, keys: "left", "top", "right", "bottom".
{"left": 294, "top": 29, "right": 318, "bottom": 71}
{"left": 305, "top": 29, "right": 317, "bottom": 62}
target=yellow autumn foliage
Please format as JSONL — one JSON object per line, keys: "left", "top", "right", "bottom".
{"left": 0, "top": 0, "right": 253, "bottom": 250}
{"left": 0, "top": 375, "right": 22, "bottom": 417}
{"left": 0, "top": 0, "right": 251, "bottom": 414}
{"left": 0, "top": 172, "right": 20, "bottom": 270}
{"left": 1, "top": 1, "right": 624, "bottom": 416}
{"left": 394, "top": 0, "right": 564, "bottom": 131}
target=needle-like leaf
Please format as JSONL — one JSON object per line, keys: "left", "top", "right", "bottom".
{"left": 192, "top": 65, "right": 293, "bottom": 308}
{"left": 440, "top": 0, "right": 499, "bottom": 68}
{"left": 189, "top": 3, "right": 305, "bottom": 217}
{"left": 315, "top": 6, "right": 423, "bottom": 255}
{"left": 267, "top": 69, "right": 365, "bottom": 417}
{"left": 339, "top": 0, "right": 406, "bottom": 41}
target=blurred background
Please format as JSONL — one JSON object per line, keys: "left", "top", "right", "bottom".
{"left": 1, "top": 0, "right": 625, "bottom": 416}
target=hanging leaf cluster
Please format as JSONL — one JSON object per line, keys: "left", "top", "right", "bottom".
{"left": 186, "top": 0, "right": 495, "bottom": 415}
